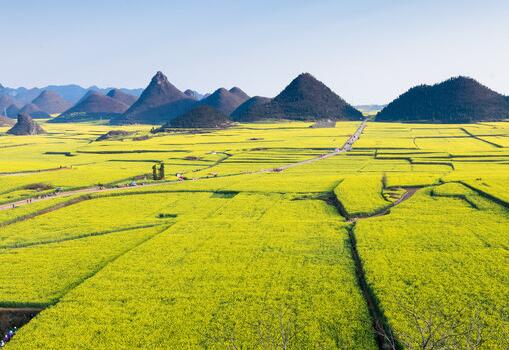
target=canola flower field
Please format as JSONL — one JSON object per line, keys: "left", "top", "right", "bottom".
{"left": 0, "top": 120, "right": 508, "bottom": 349}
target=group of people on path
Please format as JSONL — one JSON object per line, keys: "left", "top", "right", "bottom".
{"left": 0, "top": 327, "right": 17, "bottom": 347}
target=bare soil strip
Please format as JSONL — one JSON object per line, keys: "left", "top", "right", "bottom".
{"left": 0, "top": 308, "right": 43, "bottom": 334}
{"left": 347, "top": 187, "right": 420, "bottom": 223}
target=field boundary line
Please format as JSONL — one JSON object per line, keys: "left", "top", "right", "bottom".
{"left": 0, "top": 223, "right": 169, "bottom": 250}
{"left": 454, "top": 181, "right": 509, "bottom": 209}
{"left": 460, "top": 127, "right": 504, "bottom": 148}
{"left": 0, "top": 166, "right": 72, "bottom": 177}
{"left": 0, "top": 224, "right": 173, "bottom": 311}
{"left": 347, "top": 223, "right": 400, "bottom": 350}
{"left": 0, "top": 195, "right": 92, "bottom": 227}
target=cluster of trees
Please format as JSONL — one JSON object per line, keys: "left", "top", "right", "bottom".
{"left": 152, "top": 163, "right": 165, "bottom": 180}
{"left": 377, "top": 77, "right": 509, "bottom": 123}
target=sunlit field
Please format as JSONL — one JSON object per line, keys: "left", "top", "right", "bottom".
{"left": 1, "top": 120, "right": 508, "bottom": 349}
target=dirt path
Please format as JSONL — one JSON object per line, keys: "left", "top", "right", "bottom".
{"left": 274, "top": 119, "right": 368, "bottom": 171}
{"left": 0, "top": 120, "right": 368, "bottom": 212}
{"left": 0, "top": 308, "right": 43, "bottom": 334}
{"left": 348, "top": 186, "right": 420, "bottom": 223}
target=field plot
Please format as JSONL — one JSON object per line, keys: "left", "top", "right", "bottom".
{"left": 355, "top": 185, "right": 509, "bottom": 349}
{"left": 334, "top": 175, "right": 390, "bottom": 217}
{"left": 0, "top": 120, "right": 509, "bottom": 349}
{"left": 8, "top": 194, "right": 376, "bottom": 349}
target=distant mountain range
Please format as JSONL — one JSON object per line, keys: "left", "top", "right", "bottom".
{"left": 51, "top": 89, "right": 136, "bottom": 123}
{"left": 355, "top": 105, "right": 386, "bottom": 113}
{"left": 111, "top": 72, "right": 250, "bottom": 125}
{"left": 4, "top": 74, "right": 509, "bottom": 125}
{"left": 112, "top": 71, "right": 362, "bottom": 125}
{"left": 0, "top": 84, "right": 143, "bottom": 105}
{"left": 31, "top": 90, "right": 71, "bottom": 114}
{"left": 377, "top": 76, "right": 509, "bottom": 123}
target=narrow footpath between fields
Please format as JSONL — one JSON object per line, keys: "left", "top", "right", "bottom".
{"left": 347, "top": 186, "right": 420, "bottom": 223}
{"left": 333, "top": 185, "right": 421, "bottom": 349}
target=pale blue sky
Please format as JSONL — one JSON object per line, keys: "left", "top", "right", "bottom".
{"left": 1, "top": 0, "right": 508, "bottom": 104}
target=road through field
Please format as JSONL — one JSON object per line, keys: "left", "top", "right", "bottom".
{"left": 0, "top": 119, "right": 368, "bottom": 212}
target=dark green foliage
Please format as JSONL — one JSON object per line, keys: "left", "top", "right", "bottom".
{"left": 232, "top": 73, "right": 362, "bottom": 122}
{"left": 157, "top": 213, "right": 177, "bottom": 218}
{"left": 152, "top": 163, "right": 165, "bottom": 180}
{"left": 164, "top": 105, "right": 232, "bottom": 129}
{"left": 159, "top": 163, "right": 165, "bottom": 180}
{"left": 210, "top": 191, "right": 239, "bottom": 198}
{"left": 377, "top": 76, "right": 509, "bottom": 123}
{"left": 230, "top": 96, "right": 272, "bottom": 121}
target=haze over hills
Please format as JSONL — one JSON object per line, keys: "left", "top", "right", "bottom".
{"left": 0, "top": 84, "right": 142, "bottom": 105}
{"left": 0, "top": 95, "right": 20, "bottom": 115}
{"left": 355, "top": 104, "right": 386, "bottom": 113}
{"left": 51, "top": 91, "right": 133, "bottom": 123}
{"left": 184, "top": 89, "right": 205, "bottom": 100}
{"left": 6, "top": 104, "right": 20, "bottom": 118}
{"left": 31, "top": 90, "right": 71, "bottom": 114}
{"left": 232, "top": 73, "right": 362, "bottom": 122}
{"left": 18, "top": 103, "right": 51, "bottom": 119}
{"left": 163, "top": 105, "right": 232, "bottom": 129}
{"left": 377, "top": 76, "right": 509, "bottom": 123}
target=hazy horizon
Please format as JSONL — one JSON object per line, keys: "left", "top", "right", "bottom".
{"left": 1, "top": 0, "right": 508, "bottom": 104}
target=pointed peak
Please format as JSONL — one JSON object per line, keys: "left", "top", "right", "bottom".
{"left": 291, "top": 72, "right": 319, "bottom": 85}
{"left": 152, "top": 71, "right": 168, "bottom": 83}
